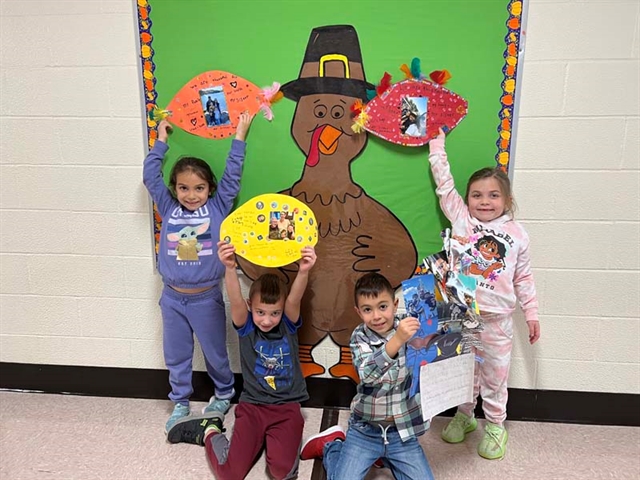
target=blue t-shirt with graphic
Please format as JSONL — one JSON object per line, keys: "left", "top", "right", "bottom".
{"left": 236, "top": 313, "right": 308, "bottom": 405}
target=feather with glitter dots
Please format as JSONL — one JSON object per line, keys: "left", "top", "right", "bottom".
{"left": 152, "top": 71, "right": 281, "bottom": 140}
{"left": 352, "top": 60, "right": 468, "bottom": 147}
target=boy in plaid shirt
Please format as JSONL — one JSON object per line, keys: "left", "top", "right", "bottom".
{"left": 299, "top": 273, "right": 435, "bottom": 480}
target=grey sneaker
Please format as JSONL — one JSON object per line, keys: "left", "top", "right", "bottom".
{"left": 202, "top": 396, "right": 231, "bottom": 415}
{"left": 441, "top": 412, "right": 478, "bottom": 443}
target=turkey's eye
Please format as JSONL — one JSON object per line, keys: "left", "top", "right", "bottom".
{"left": 314, "top": 105, "right": 327, "bottom": 118}
{"left": 331, "top": 105, "right": 345, "bottom": 119}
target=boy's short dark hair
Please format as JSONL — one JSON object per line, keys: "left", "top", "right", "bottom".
{"left": 249, "top": 273, "right": 287, "bottom": 304}
{"left": 354, "top": 272, "right": 395, "bottom": 306}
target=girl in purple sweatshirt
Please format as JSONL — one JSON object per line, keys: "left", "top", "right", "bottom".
{"left": 428, "top": 129, "right": 540, "bottom": 460}
{"left": 143, "top": 114, "right": 253, "bottom": 433}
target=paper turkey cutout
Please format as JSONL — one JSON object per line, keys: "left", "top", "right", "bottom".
{"left": 354, "top": 78, "right": 468, "bottom": 146}
{"left": 163, "top": 71, "right": 280, "bottom": 139}
{"left": 220, "top": 194, "right": 318, "bottom": 268}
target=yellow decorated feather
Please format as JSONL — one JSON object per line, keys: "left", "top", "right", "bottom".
{"left": 220, "top": 193, "right": 318, "bottom": 268}
{"left": 351, "top": 111, "right": 369, "bottom": 134}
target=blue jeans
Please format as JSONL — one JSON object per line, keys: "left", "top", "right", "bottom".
{"left": 323, "top": 418, "right": 434, "bottom": 480}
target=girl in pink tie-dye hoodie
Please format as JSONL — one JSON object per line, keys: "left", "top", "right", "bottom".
{"left": 428, "top": 129, "right": 540, "bottom": 461}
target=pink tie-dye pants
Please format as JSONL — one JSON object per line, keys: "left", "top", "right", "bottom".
{"left": 458, "top": 312, "right": 513, "bottom": 427}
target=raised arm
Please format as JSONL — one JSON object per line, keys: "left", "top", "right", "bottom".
{"left": 284, "top": 246, "right": 316, "bottom": 322}
{"left": 217, "top": 240, "right": 249, "bottom": 328}
{"left": 428, "top": 129, "right": 469, "bottom": 225}
{"left": 142, "top": 120, "right": 176, "bottom": 217}
{"left": 211, "top": 112, "right": 254, "bottom": 215}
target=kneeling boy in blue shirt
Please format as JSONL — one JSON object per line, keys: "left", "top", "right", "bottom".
{"left": 168, "top": 241, "right": 316, "bottom": 480}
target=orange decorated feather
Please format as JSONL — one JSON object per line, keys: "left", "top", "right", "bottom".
{"left": 400, "top": 63, "right": 412, "bottom": 79}
{"left": 165, "top": 71, "right": 274, "bottom": 139}
{"left": 429, "top": 69, "right": 452, "bottom": 85}
{"left": 350, "top": 99, "right": 365, "bottom": 116}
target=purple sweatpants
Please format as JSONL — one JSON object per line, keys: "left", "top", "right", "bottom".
{"left": 159, "top": 285, "right": 235, "bottom": 405}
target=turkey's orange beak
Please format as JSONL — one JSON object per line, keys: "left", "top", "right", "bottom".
{"left": 318, "top": 125, "right": 342, "bottom": 155}
{"left": 306, "top": 124, "right": 343, "bottom": 167}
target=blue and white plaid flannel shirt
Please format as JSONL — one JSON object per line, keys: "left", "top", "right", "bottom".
{"left": 349, "top": 317, "right": 430, "bottom": 442}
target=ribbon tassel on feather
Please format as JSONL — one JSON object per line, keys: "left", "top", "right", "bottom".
{"left": 259, "top": 82, "right": 281, "bottom": 121}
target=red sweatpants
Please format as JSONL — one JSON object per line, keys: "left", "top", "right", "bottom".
{"left": 205, "top": 402, "right": 304, "bottom": 480}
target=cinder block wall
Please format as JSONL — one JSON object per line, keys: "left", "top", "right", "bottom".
{"left": 1, "top": 0, "right": 638, "bottom": 394}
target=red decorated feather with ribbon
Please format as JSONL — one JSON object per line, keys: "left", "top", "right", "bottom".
{"left": 353, "top": 78, "right": 468, "bottom": 147}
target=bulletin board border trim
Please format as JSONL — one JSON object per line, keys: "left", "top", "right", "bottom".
{"left": 136, "top": 0, "right": 161, "bottom": 255}
{"left": 497, "top": 0, "right": 525, "bottom": 171}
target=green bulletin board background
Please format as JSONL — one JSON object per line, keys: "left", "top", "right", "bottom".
{"left": 141, "top": 0, "right": 522, "bottom": 260}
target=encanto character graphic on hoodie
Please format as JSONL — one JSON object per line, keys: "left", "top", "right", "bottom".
{"left": 468, "top": 234, "right": 507, "bottom": 282}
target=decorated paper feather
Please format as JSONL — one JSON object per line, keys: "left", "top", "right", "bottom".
{"left": 352, "top": 64, "right": 468, "bottom": 147}
{"left": 220, "top": 193, "right": 318, "bottom": 268}
{"left": 160, "top": 71, "right": 280, "bottom": 139}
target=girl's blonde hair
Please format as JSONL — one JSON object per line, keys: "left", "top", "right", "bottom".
{"left": 465, "top": 167, "right": 517, "bottom": 216}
